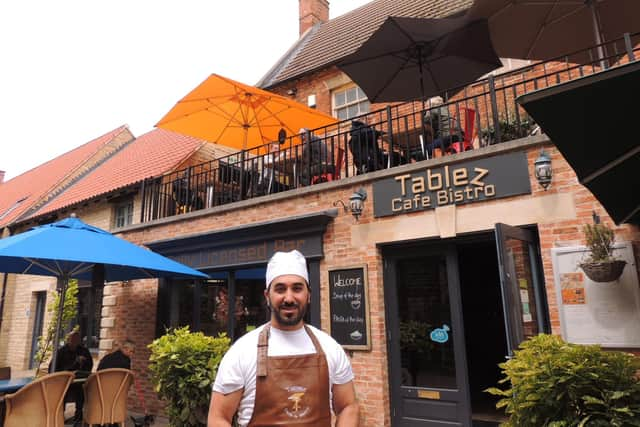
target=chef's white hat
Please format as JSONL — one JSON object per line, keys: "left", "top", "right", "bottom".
{"left": 266, "top": 250, "right": 309, "bottom": 289}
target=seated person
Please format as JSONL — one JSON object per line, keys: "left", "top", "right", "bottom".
{"left": 423, "top": 97, "right": 463, "bottom": 157}
{"left": 299, "top": 128, "right": 334, "bottom": 185}
{"left": 51, "top": 330, "right": 93, "bottom": 426}
{"left": 259, "top": 128, "right": 290, "bottom": 195}
{"left": 98, "top": 340, "right": 135, "bottom": 371}
{"left": 348, "top": 120, "right": 385, "bottom": 174}
{"left": 172, "top": 170, "right": 204, "bottom": 212}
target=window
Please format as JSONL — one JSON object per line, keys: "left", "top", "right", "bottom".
{"left": 113, "top": 200, "right": 133, "bottom": 228}
{"left": 170, "top": 269, "right": 270, "bottom": 341}
{"left": 76, "top": 281, "right": 103, "bottom": 350}
{"left": 159, "top": 268, "right": 311, "bottom": 342}
{"left": 332, "top": 85, "right": 370, "bottom": 120}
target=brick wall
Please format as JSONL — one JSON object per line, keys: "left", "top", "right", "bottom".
{"left": 1, "top": 138, "right": 637, "bottom": 425}
{"left": 111, "top": 140, "right": 638, "bottom": 425}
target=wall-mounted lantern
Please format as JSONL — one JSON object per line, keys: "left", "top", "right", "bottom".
{"left": 333, "top": 188, "right": 368, "bottom": 220}
{"left": 534, "top": 149, "right": 552, "bottom": 190}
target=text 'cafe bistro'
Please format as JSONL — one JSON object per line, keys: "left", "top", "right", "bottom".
{"left": 141, "top": 143, "right": 640, "bottom": 427}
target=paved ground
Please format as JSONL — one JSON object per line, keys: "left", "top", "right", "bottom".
{"left": 17, "top": 369, "right": 170, "bottom": 426}
{"left": 63, "top": 405, "right": 169, "bottom": 426}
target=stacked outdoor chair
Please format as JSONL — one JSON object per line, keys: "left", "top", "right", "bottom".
{"left": 3, "top": 371, "right": 74, "bottom": 427}
{"left": 83, "top": 368, "right": 134, "bottom": 427}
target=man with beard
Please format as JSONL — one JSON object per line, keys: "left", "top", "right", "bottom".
{"left": 208, "top": 250, "right": 359, "bottom": 426}
{"left": 51, "top": 330, "right": 93, "bottom": 427}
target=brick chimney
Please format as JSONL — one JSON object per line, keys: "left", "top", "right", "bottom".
{"left": 299, "top": 0, "right": 329, "bottom": 36}
{"left": 0, "top": 171, "right": 4, "bottom": 184}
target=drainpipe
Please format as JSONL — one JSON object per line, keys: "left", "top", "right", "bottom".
{"left": 0, "top": 227, "right": 13, "bottom": 333}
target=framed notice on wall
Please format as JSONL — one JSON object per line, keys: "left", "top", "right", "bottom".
{"left": 328, "top": 265, "right": 371, "bottom": 350}
{"left": 551, "top": 242, "right": 640, "bottom": 347}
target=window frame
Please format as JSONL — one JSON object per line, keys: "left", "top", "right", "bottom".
{"left": 113, "top": 199, "right": 134, "bottom": 228}
{"left": 332, "top": 84, "right": 370, "bottom": 120}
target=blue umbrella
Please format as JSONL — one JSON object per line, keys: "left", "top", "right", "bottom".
{"left": 0, "top": 215, "right": 207, "bottom": 370}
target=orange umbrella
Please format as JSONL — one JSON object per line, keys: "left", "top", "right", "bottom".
{"left": 156, "top": 74, "right": 336, "bottom": 150}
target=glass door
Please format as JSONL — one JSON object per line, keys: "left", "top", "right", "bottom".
{"left": 495, "top": 223, "right": 548, "bottom": 356}
{"left": 384, "top": 247, "right": 471, "bottom": 426}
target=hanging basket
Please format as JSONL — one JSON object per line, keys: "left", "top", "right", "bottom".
{"left": 579, "top": 260, "right": 627, "bottom": 283}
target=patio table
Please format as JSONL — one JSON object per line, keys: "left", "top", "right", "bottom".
{"left": 0, "top": 377, "right": 33, "bottom": 394}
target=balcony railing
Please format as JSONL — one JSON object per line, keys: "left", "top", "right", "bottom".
{"left": 140, "top": 32, "right": 639, "bottom": 223}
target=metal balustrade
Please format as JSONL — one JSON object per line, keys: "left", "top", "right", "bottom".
{"left": 140, "top": 32, "right": 639, "bottom": 223}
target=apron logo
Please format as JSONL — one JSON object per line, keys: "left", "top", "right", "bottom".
{"left": 284, "top": 386, "right": 311, "bottom": 419}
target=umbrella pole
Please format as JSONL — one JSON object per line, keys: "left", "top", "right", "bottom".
{"left": 50, "top": 275, "right": 69, "bottom": 372}
{"left": 418, "top": 46, "right": 426, "bottom": 111}
{"left": 588, "top": 0, "right": 608, "bottom": 69}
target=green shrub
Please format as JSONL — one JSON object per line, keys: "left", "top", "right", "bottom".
{"left": 35, "top": 279, "right": 79, "bottom": 374}
{"left": 148, "top": 327, "right": 231, "bottom": 427}
{"left": 481, "top": 116, "right": 536, "bottom": 145}
{"left": 486, "top": 334, "right": 640, "bottom": 426}
{"left": 583, "top": 223, "right": 616, "bottom": 262}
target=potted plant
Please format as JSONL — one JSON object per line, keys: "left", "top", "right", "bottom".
{"left": 148, "top": 326, "right": 230, "bottom": 427}
{"left": 579, "top": 221, "right": 626, "bottom": 282}
{"left": 486, "top": 334, "right": 640, "bottom": 426}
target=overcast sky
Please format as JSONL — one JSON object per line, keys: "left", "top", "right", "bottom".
{"left": 0, "top": 0, "right": 371, "bottom": 180}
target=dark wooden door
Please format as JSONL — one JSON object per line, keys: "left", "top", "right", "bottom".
{"left": 384, "top": 246, "right": 471, "bottom": 426}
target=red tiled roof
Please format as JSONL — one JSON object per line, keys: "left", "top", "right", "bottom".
{"left": 258, "top": 0, "right": 472, "bottom": 88}
{"left": 0, "top": 126, "right": 130, "bottom": 229}
{"left": 30, "top": 129, "right": 206, "bottom": 217}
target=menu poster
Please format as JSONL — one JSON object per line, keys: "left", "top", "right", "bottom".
{"left": 551, "top": 242, "right": 640, "bottom": 347}
{"left": 328, "top": 266, "right": 371, "bottom": 350}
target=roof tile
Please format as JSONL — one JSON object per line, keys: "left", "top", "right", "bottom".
{"left": 258, "top": 0, "right": 472, "bottom": 88}
{"left": 30, "top": 129, "right": 206, "bottom": 218}
{"left": 0, "top": 126, "right": 130, "bottom": 228}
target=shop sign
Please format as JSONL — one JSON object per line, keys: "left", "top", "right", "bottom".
{"left": 171, "top": 235, "right": 322, "bottom": 269}
{"left": 328, "top": 266, "right": 370, "bottom": 350}
{"left": 372, "top": 151, "right": 531, "bottom": 217}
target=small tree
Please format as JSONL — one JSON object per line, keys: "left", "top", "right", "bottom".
{"left": 580, "top": 221, "right": 627, "bottom": 282}
{"left": 34, "top": 279, "right": 79, "bottom": 374}
{"left": 148, "top": 326, "right": 231, "bottom": 427}
{"left": 486, "top": 334, "right": 640, "bottom": 426}
{"left": 583, "top": 223, "right": 616, "bottom": 262}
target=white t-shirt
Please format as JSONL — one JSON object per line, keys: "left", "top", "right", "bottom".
{"left": 213, "top": 323, "right": 354, "bottom": 426}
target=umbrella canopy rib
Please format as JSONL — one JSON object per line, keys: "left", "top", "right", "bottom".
{"left": 0, "top": 215, "right": 207, "bottom": 372}
{"left": 465, "top": 0, "right": 640, "bottom": 62}
{"left": 337, "top": 16, "right": 501, "bottom": 104}
{"left": 156, "top": 74, "right": 336, "bottom": 150}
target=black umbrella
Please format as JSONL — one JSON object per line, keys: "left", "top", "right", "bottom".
{"left": 464, "top": 0, "right": 640, "bottom": 64}
{"left": 518, "top": 61, "right": 640, "bottom": 225}
{"left": 337, "top": 16, "right": 502, "bottom": 107}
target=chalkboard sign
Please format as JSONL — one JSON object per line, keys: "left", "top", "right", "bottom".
{"left": 328, "top": 266, "right": 370, "bottom": 350}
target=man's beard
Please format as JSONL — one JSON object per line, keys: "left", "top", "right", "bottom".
{"left": 270, "top": 299, "right": 308, "bottom": 327}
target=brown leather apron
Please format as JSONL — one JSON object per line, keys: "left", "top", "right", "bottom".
{"left": 248, "top": 324, "right": 332, "bottom": 427}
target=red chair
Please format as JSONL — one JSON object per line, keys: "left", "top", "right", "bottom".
{"left": 449, "top": 107, "right": 476, "bottom": 154}
{"left": 311, "top": 147, "right": 345, "bottom": 184}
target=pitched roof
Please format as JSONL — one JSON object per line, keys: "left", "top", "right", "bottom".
{"left": 0, "top": 126, "right": 131, "bottom": 229}
{"left": 29, "top": 129, "right": 206, "bottom": 218}
{"left": 258, "top": 0, "right": 472, "bottom": 88}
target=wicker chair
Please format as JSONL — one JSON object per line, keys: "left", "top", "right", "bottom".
{"left": 3, "top": 371, "right": 74, "bottom": 427}
{"left": 83, "top": 368, "right": 134, "bottom": 427}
